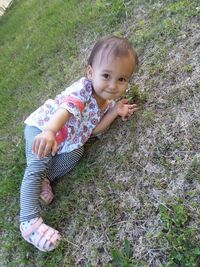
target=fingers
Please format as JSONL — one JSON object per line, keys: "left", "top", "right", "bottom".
{"left": 118, "top": 99, "right": 138, "bottom": 121}
{"left": 43, "top": 143, "right": 53, "bottom": 158}
{"left": 127, "top": 108, "right": 138, "bottom": 119}
{"left": 37, "top": 141, "right": 46, "bottom": 159}
{"left": 120, "top": 98, "right": 129, "bottom": 104}
{"left": 32, "top": 137, "right": 41, "bottom": 156}
{"left": 32, "top": 136, "right": 53, "bottom": 159}
{"left": 33, "top": 138, "right": 47, "bottom": 159}
{"left": 120, "top": 104, "right": 138, "bottom": 122}
{"left": 128, "top": 105, "right": 138, "bottom": 114}
{"left": 127, "top": 103, "right": 137, "bottom": 109}
{"left": 51, "top": 141, "right": 58, "bottom": 157}
{"left": 121, "top": 98, "right": 137, "bottom": 106}
{"left": 121, "top": 116, "right": 128, "bottom": 122}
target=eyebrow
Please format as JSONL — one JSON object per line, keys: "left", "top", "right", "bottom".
{"left": 101, "top": 69, "right": 112, "bottom": 73}
{"left": 101, "top": 69, "right": 130, "bottom": 79}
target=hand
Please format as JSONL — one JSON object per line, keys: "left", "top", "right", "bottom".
{"left": 32, "top": 130, "right": 58, "bottom": 158}
{"left": 116, "top": 99, "right": 138, "bottom": 121}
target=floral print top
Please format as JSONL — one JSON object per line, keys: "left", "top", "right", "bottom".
{"left": 25, "top": 77, "right": 114, "bottom": 154}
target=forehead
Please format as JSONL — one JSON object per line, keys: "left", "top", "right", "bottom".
{"left": 93, "top": 51, "right": 135, "bottom": 76}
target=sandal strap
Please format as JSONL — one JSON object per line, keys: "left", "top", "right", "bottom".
{"left": 40, "top": 179, "right": 54, "bottom": 203}
{"left": 36, "top": 228, "right": 59, "bottom": 248}
{"left": 20, "top": 217, "right": 43, "bottom": 239}
{"left": 41, "top": 178, "right": 51, "bottom": 189}
{"left": 20, "top": 218, "right": 61, "bottom": 251}
{"left": 41, "top": 189, "right": 53, "bottom": 197}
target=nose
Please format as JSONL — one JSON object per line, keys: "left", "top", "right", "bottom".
{"left": 109, "top": 79, "right": 117, "bottom": 90}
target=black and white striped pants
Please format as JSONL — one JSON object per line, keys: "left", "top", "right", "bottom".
{"left": 20, "top": 125, "right": 84, "bottom": 222}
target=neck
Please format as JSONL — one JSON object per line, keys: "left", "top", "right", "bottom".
{"left": 93, "top": 91, "right": 107, "bottom": 109}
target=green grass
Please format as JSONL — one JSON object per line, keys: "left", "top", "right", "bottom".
{"left": 1, "top": 0, "right": 200, "bottom": 266}
{"left": 159, "top": 202, "right": 200, "bottom": 267}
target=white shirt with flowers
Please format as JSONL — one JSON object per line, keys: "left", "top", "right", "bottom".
{"left": 25, "top": 77, "right": 115, "bottom": 154}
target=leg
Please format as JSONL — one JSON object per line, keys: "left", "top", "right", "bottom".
{"left": 39, "top": 146, "right": 84, "bottom": 204}
{"left": 47, "top": 146, "right": 84, "bottom": 182}
{"left": 20, "top": 126, "right": 60, "bottom": 251}
{"left": 20, "top": 126, "right": 52, "bottom": 222}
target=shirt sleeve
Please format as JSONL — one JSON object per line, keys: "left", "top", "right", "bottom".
{"left": 57, "top": 77, "right": 93, "bottom": 118}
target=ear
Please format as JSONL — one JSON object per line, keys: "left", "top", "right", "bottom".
{"left": 86, "top": 65, "right": 93, "bottom": 80}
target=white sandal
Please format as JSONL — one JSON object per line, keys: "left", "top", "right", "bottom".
{"left": 20, "top": 217, "right": 61, "bottom": 252}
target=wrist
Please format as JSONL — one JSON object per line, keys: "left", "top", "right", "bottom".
{"left": 110, "top": 103, "right": 119, "bottom": 117}
{"left": 43, "top": 128, "right": 56, "bottom": 136}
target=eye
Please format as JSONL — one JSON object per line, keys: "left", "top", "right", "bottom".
{"left": 119, "top": 77, "right": 127, "bottom": 82}
{"left": 102, "top": 73, "right": 110, "bottom": 80}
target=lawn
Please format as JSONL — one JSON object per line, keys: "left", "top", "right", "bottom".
{"left": 0, "top": 0, "right": 200, "bottom": 266}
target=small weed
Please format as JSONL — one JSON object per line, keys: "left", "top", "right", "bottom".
{"left": 125, "top": 83, "right": 147, "bottom": 106}
{"left": 143, "top": 110, "right": 155, "bottom": 127}
{"left": 115, "top": 153, "right": 127, "bottom": 164}
{"left": 166, "top": 87, "right": 193, "bottom": 105}
{"left": 167, "top": 1, "right": 200, "bottom": 17}
{"left": 159, "top": 202, "right": 200, "bottom": 267}
{"left": 162, "top": 17, "right": 180, "bottom": 38}
{"left": 184, "top": 64, "right": 194, "bottom": 74}
{"left": 149, "top": 63, "right": 164, "bottom": 77}
{"left": 106, "top": 239, "right": 147, "bottom": 266}
{"left": 109, "top": 239, "right": 144, "bottom": 267}
{"left": 185, "top": 156, "right": 200, "bottom": 183}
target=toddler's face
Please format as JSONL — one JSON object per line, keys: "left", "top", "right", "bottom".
{"left": 87, "top": 52, "right": 135, "bottom": 102}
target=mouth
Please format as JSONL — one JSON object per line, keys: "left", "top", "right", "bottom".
{"left": 105, "top": 90, "right": 116, "bottom": 95}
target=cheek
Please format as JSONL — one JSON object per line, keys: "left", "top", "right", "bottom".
{"left": 93, "top": 76, "right": 101, "bottom": 84}
{"left": 119, "top": 84, "right": 128, "bottom": 95}
{"left": 95, "top": 79, "right": 106, "bottom": 88}
{"left": 92, "top": 80, "right": 103, "bottom": 93}
{"left": 93, "top": 79, "right": 100, "bottom": 90}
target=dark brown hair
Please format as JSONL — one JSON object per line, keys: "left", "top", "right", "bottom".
{"left": 88, "top": 36, "right": 138, "bottom": 71}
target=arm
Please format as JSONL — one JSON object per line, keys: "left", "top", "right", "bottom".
{"left": 32, "top": 108, "right": 70, "bottom": 158}
{"left": 43, "top": 108, "right": 70, "bottom": 133}
{"left": 93, "top": 99, "right": 137, "bottom": 135}
{"left": 92, "top": 106, "right": 118, "bottom": 135}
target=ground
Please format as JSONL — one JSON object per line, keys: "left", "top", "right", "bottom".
{"left": 0, "top": 1, "right": 199, "bottom": 266}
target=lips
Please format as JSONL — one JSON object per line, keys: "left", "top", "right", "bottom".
{"left": 104, "top": 90, "right": 116, "bottom": 94}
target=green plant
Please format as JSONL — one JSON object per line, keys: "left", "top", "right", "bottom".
{"left": 184, "top": 64, "right": 194, "bottom": 73}
{"left": 159, "top": 203, "right": 200, "bottom": 267}
{"left": 111, "top": 239, "right": 134, "bottom": 267}
{"left": 125, "top": 83, "right": 147, "bottom": 106}
{"left": 109, "top": 239, "right": 146, "bottom": 267}
{"left": 185, "top": 156, "right": 200, "bottom": 182}
{"left": 143, "top": 110, "right": 155, "bottom": 127}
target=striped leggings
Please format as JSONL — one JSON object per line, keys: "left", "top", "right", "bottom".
{"left": 20, "top": 125, "right": 84, "bottom": 222}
